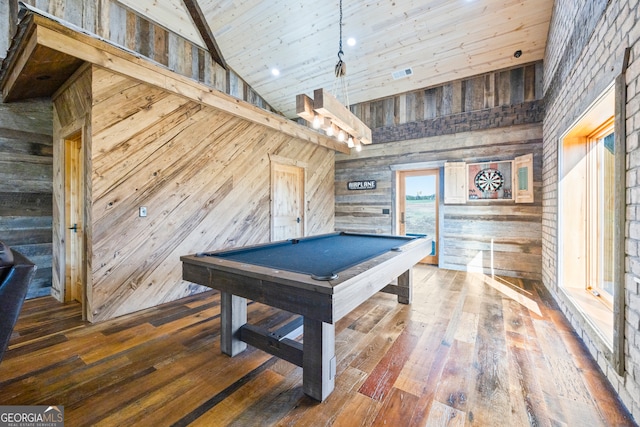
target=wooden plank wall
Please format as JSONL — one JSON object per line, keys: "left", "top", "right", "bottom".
{"left": 107, "top": 1, "right": 273, "bottom": 111}
{"left": 0, "top": 0, "right": 283, "bottom": 299}
{"left": 336, "top": 124, "right": 543, "bottom": 280}
{"left": 52, "top": 65, "right": 334, "bottom": 322}
{"left": 0, "top": 96, "right": 53, "bottom": 298}
{"left": 352, "top": 62, "right": 544, "bottom": 129}
{"left": 337, "top": 63, "right": 545, "bottom": 280}
{"left": 3, "top": 1, "right": 273, "bottom": 113}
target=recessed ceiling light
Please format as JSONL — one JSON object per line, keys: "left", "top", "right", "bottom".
{"left": 347, "top": 37, "right": 356, "bottom": 47}
{"left": 271, "top": 68, "right": 280, "bottom": 76}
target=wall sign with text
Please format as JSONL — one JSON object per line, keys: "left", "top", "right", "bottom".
{"left": 347, "top": 180, "right": 377, "bottom": 190}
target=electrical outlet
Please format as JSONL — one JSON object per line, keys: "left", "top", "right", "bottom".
{"left": 139, "top": 207, "right": 147, "bottom": 217}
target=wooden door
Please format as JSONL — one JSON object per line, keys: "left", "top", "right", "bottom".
{"left": 398, "top": 169, "right": 439, "bottom": 264}
{"left": 271, "top": 162, "right": 305, "bottom": 241}
{"left": 64, "top": 132, "right": 85, "bottom": 306}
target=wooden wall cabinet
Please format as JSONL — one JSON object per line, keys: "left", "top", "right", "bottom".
{"left": 444, "top": 162, "right": 467, "bottom": 204}
{"left": 514, "top": 153, "right": 534, "bottom": 203}
{"left": 444, "top": 155, "right": 534, "bottom": 204}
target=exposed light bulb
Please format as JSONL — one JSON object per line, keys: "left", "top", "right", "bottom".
{"left": 356, "top": 144, "right": 362, "bottom": 152}
{"left": 271, "top": 68, "right": 280, "bottom": 76}
{"left": 338, "top": 130, "right": 345, "bottom": 142}
{"left": 347, "top": 136, "right": 354, "bottom": 148}
{"left": 326, "top": 126, "right": 334, "bottom": 137}
{"left": 347, "top": 37, "right": 356, "bottom": 47}
{"left": 312, "top": 115, "right": 321, "bottom": 129}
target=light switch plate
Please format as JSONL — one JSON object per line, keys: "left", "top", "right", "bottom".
{"left": 139, "top": 206, "right": 147, "bottom": 217}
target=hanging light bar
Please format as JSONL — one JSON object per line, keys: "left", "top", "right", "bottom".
{"left": 295, "top": 90, "right": 371, "bottom": 145}
{"left": 294, "top": 0, "right": 372, "bottom": 149}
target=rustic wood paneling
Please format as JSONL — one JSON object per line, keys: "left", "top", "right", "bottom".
{"left": 465, "top": 76, "right": 485, "bottom": 112}
{"left": 510, "top": 67, "right": 525, "bottom": 105}
{"left": 4, "top": 1, "right": 274, "bottom": 111}
{"left": 335, "top": 124, "right": 543, "bottom": 279}
{"left": 52, "top": 66, "right": 334, "bottom": 322}
{"left": 0, "top": 96, "right": 53, "bottom": 298}
{"left": 108, "top": 0, "right": 126, "bottom": 46}
{"left": 354, "top": 62, "right": 542, "bottom": 130}
{"left": 337, "top": 63, "right": 545, "bottom": 280}
{"left": 524, "top": 64, "right": 536, "bottom": 102}
{"left": 152, "top": 24, "right": 168, "bottom": 66}
{"left": 0, "top": 0, "right": 295, "bottom": 301}
{"left": 125, "top": 9, "right": 136, "bottom": 51}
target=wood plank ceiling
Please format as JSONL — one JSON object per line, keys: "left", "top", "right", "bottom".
{"left": 118, "top": 0, "right": 554, "bottom": 118}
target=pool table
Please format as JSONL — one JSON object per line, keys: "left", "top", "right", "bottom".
{"left": 180, "top": 232, "right": 431, "bottom": 401}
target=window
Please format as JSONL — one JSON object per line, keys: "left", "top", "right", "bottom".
{"left": 559, "top": 86, "right": 617, "bottom": 346}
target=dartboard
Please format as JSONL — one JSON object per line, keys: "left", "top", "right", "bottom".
{"left": 474, "top": 168, "right": 504, "bottom": 192}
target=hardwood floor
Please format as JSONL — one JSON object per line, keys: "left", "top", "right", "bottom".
{"left": 0, "top": 265, "right": 635, "bottom": 426}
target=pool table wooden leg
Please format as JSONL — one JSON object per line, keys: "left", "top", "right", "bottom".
{"left": 220, "top": 292, "right": 247, "bottom": 356}
{"left": 397, "top": 268, "right": 413, "bottom": 304}
{"left": 302, "top": 317, "right": 336, "bottom": 401}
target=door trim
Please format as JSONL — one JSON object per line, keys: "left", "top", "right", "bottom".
{"left": 55, "top": 120, "right": 88, "bottom": 320}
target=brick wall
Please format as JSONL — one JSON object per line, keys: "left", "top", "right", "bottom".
{"left": 543, "top": 0, "right": 640, "bottom": 420}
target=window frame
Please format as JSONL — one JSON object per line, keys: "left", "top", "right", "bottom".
{"left": 586, "top": 120, "right": 615, "bottom": 309}
{"left": 557, "top": 81, "right": 625, "bottom": 375}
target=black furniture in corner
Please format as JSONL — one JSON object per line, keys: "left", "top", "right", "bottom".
{"left": 0, "top": 241, "right": 37, "bottom": 363}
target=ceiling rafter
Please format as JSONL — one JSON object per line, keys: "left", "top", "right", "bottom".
{"left": 181, "top": 0, "right": 227, "bottom": 69}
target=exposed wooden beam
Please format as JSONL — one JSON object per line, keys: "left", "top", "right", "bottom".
{"left": 181, "top": 0, "right": 227, "bottom": 70}
{"left": 312, "top": 89, "right": 372, "bottom": 145}
{"left": 296, "top": 93, "right": 315, "bottom": 122}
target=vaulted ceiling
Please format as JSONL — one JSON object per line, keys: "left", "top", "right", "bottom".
{"left": 116, "top": 0, "right": 553, "bottom": 118}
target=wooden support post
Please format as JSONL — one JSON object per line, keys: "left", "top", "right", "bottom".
{"left": 302, "top": 317, "right": 336, "bottom": 401}
{"left": 380, "top": 283, "right": 410, "bottom": 299}
{"left": 220, "top": 292, "right": 247, "bottom": 356}
{"left": 397, "top": 269, "right": 413, "bottom": 304}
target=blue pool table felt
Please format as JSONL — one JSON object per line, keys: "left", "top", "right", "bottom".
{"left": 203, "top": 233, "right": 416, "bottom": 280}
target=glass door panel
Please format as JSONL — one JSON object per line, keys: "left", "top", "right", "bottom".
{"left": 398, "top": 169, "right": 438, "bottom": 264}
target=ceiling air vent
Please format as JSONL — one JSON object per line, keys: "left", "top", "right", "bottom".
{"left": 391, "top": 67, "right": 413, "bottom": 80}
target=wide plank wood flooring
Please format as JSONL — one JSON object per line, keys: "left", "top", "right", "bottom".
{"left": 0, "top": 265, "right": 635, "bottom": 426}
